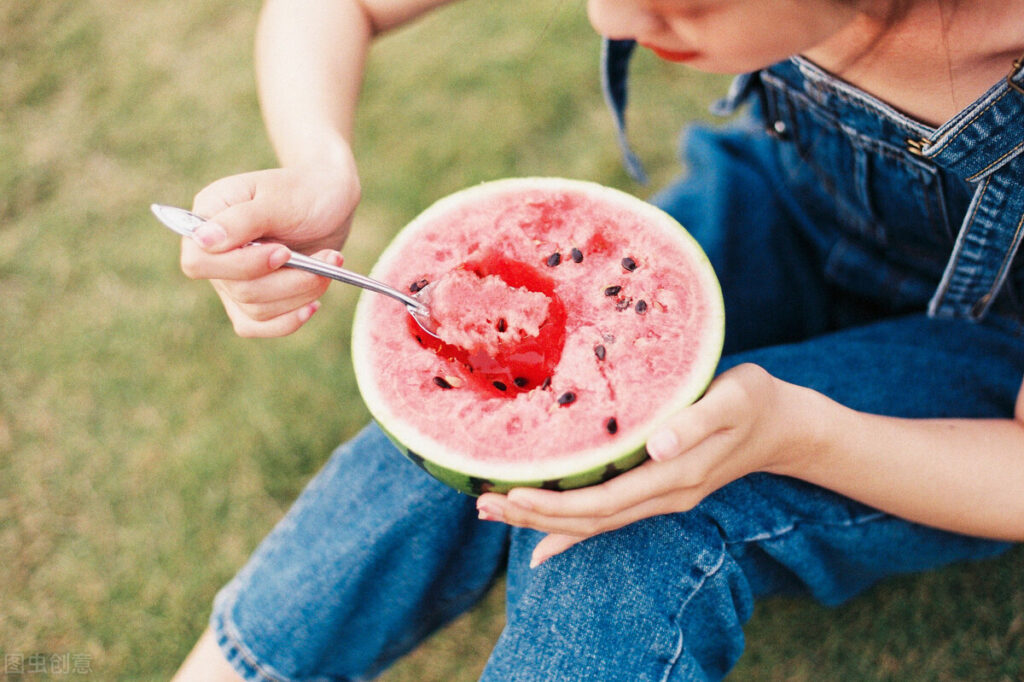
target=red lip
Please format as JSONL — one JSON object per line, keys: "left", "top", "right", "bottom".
{"left": 641, "top": 44, "right": 700, "bottom": 63}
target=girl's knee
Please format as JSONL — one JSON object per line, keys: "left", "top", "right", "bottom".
{"left": 494, "top": 516, "right": 753, "bottom": 680}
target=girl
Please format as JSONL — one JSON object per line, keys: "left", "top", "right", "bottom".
{"left": 173, "top": 0, "right": 1024, "bottom": 679}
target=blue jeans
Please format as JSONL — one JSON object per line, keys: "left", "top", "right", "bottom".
{"left": 211, "top": 58, "right": 1024, "bottom": 681}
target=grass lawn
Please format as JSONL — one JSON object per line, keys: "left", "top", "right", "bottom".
{"left": 2, "top": 0, "right": 1022, "bottom": 679}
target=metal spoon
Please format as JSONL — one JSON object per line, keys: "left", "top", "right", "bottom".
{"left": 149, "top": 204, "right": 439, "bottom": 337}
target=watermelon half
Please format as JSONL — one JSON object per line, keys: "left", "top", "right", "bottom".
{"left": 352, "top": 178, "right": 724, "bottom": 495}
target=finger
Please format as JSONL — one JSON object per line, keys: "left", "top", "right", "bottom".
{"left": 225, "top": 277, "right": 330, "bottom": 322}
{"left": 193, "top": 171, "right": 260, "bottom": 217}
{"left": 181, "top": 239, "right": 292, "bottom": 281}
{"left": 190, "top": 173, "right": 274, "bottom": 251}
{"left": 221, "top": 297, "right": 322, "bottom": 338}
{"left": 644, "top": 371, "right": 756, "bottom": 461}
{"left": 213, "top": 251, "right": 339, "bottom": 319}
{"left": 499, "top": 459, "right": 679, "bottom": 519}
{"left": 530, "top": 533, "right": 586, "bottom": 568}
{"left": 188, "top": 199, "right": 280, "bottom": 253}
{"left": 488, "top": 489, "right": 687, "bottom": 537}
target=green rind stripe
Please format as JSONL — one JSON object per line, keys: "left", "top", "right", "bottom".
{"left": 376, "top": 420, "right": 649, "bottom": 496}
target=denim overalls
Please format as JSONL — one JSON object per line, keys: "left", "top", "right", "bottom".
{"left": 208, "top": 42, "right": 1024, "bottom": 682}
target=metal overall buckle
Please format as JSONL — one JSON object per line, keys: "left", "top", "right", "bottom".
{"left": 1008, "top": 53, "right": 1024, "bottom": 96}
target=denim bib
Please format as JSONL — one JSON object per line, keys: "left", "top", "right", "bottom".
{"left": 602, "top": 38, "right": 1024, "bottom": 322}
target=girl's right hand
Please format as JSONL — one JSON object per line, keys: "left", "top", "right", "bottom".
{"left": 180, "top": 157, "right": 361, "bottom": 337}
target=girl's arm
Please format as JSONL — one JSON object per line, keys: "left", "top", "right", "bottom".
{"left": 775, "top": 373, "right": 1024, "bottom": 541}
{"left": 180, "top": 0, "right": 457, "bottom": 337}
{"left": 478, "top": 366, "right": 1024, "bottom": 566}
{"left": 255, "top": 0, "right": 454, "bottom": 167}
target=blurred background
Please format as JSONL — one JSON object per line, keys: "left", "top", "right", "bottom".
{"left": 2, "top": 0, "right": 1021, "bottom": 679}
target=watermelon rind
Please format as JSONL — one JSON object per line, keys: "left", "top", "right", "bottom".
{"left": 352, "top": 177, "right": 724, "bottom": 496}
{"left": 375, "top": 420, "right": 651, "bottom": 496}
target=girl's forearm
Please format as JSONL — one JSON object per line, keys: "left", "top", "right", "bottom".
{"left": 255, "top": 0, "right": 372, "bottom": 167}
{"left": 254, "top": 0, "right": 453, "bottom": 168}
{"left": 775, "top": 381, "right": 1024, "bottom": 541}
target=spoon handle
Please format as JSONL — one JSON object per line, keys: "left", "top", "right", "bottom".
{"left": 283, "top": 251, "right": 427, "bottom": 313}
{"left": 149, "top": 203, "right": 428, "bottom": 315}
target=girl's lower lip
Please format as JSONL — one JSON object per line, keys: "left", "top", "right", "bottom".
{"left": 642, "top": 44, "right": 700, "bottom": 63}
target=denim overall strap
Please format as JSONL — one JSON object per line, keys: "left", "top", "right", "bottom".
{"left": 600, "top": 38, "right": 648, "bottom": 184}
{"left": 917, "top": 56, "right": 1024, "bottom": 320}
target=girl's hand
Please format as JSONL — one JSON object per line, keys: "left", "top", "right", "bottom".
{"left": 180, "top": 156, "right": 361, "bottom": 337}
{"left": 476, "top": 364, "right": 822, "bottom": 567}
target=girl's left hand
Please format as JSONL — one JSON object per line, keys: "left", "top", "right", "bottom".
{"left": 476, "top": 363, "right": 822, "bottom": 567}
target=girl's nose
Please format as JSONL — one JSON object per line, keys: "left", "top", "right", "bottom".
{"left": 587, "top": 0, "right": 663, "bottom": 40}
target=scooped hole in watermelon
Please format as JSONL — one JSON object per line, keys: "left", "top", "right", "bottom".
{"left": 409, "top": 251, "right": 567, "bottom": 397}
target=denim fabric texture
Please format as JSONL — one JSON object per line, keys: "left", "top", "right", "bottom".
{"left": 209, "top": 45, "right": 1024, "bottom": 681}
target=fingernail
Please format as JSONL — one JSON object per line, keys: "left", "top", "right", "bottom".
{"left": 297, "top": 301, "right": 320, "bottom": 323}
{"left": 646, "top": 429, "right": 679, "bottom": 461}
{"left": 268, "top": 247, "right": 291, "bottom": 269}
{"left": 477, "top": 503, "right": 504, "bottom": 523}
{"left": 332, "top": 251, "right": 345, "bottom": 266}
{"left": 192, "top": 222, "right": 226, "bottom": 248}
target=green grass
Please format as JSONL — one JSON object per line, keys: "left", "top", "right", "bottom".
{"left": 2, "top": 0, "right": 1021, "bottom": 679}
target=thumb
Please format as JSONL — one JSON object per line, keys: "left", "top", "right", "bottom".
{"left": 192, "top": 170, "right": 261, "bottom": 216}
{"left": 530, "top": 533, "right": 586, "bottom": 568}
{"left": 190, "top": 172, "right": 273, "bottom": 253}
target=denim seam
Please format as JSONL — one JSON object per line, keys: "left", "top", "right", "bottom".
{"left": 764, "top": 73, "right": 930, "bottom": 166}
{"left": 983, "top": 211, "right": 1024, "bottom": 303}
{"left": 931, "top": 175, "right": 992, "bottom": 312}
{"left": 659, "top": 545, "right": 727, "bottom": 682}
{"left": 723, "top": 510, "right": 889, "bottom": 547}
{"left": 217, "top": 589, "right": 299, "bottom": 682}
{"left": 789, "top": 58, "right": 934, "bottom": 138}
{"left": 965, "top": 140, "right": 1024, "bottom": 182}
{"left": 927, "top": 88, "right": 1010, "bottom": 157}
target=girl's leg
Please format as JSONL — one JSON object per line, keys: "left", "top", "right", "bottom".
{"left": 174, "top": 628, "right": 244, "bottom": 682}
{"left": 199, "top": 424, "right": 510, "bottom": 681}
{"left": 482, "top": 313, "right": 1020, "bottom": 681}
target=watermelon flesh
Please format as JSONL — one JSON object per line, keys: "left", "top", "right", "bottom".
{"left": 352, "top": 178, "right": 724, "bottom": 495}
{"left": 429, "top": 269, "right": 552, "bottom": 356}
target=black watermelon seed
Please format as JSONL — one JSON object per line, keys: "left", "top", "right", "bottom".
{"left": 557, "top": 391, "right": 576, "bottom": 405}
{"left": 605, "top": 417, "right": 618, "bottom": 434}
{"left": 621, "top": 257, "right": 637, "bottom": 272}
{"left": 409, "top": 278, "right": 429, "bottom": 293}
{"left": 492, "top": 381, "right": 507, "bottom": 392}
{"left": 468, "top": 476, "right": 493, "bottom": 495}
{"left": 415, "top": 334, "right": 424, "bottom": 346}
{"left": 604, "top": 285, "right": 622, "bottom": 297}
{"left": 540, "top": 376, "right": 552, "bottom": 390}
{"left": 496, "top": 318, "right": 507, "bottom": 332}
{"left": 432, "top": 376, "right": 453, "bottom": 389}
{"left": 513, "top": 377, "right": 529, "bottom": 388}
{"left": 594, "top": 344, "right": 606, "bottom": 361}
{"left": 571, "top": 247, "right": 584, "bottom": 263}
{"left": 546, "top": 252, "right": 561, "bottom": 267}
{"left": 635, "top": 299, "right": 648, "bottom": 314}
{"left": 405, "top": 449, "right": 426, "bottom": 469}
